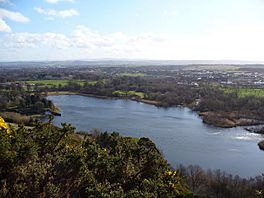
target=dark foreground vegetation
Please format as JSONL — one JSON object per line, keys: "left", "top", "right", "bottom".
{"left": 0, "top": 121, "right": 192, "bottom": 197}
{"left": 0, "top": 120, "right": 264, "bottom": 198}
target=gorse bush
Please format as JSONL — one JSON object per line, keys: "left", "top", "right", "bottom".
{"left": 0, "top": 122, "right": 193, "bottom": 198}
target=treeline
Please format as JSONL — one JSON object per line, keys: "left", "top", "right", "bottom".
{"left": 178, "top": 164, "right": 264, "bottom": 198}
{"left": 42, "top": 76, "right": 201, "bottom": 107}
{"left": 196, "top": 86, "right": 264, "bottom": 120}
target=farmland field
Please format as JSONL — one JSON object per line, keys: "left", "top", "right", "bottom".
{"left": 222, "top": 87, "right": 264, "bottom": 98}
{"left": 117, "top": 72, "right": 145, "bottom": 77}
{"left": 22, "top": 80, "right": 97, "bottom": 87}
{"left": 113, "top": 90, "right": 145, "bottom": 99}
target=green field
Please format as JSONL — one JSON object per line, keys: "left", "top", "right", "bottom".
{"left": 117, "top": 72, "right": 145, "bottom": 77}
{"left": 113, "top": 90, "right": 144, "bottom": 99}
{"left": 222, "top": 87, "right": 264, "bottom": 98}
{"left": 23, "top": 80, "right": 97, "bottom": 87}
{"left": 224, "top": 70, "right": 241, "bottom": 73}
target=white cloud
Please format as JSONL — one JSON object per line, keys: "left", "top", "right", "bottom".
{"left": 35, "top": 7, "right": 79, "bottom": 18}
{"left": 2, "top": 32, "right": 71, "bottom": 49}
{"left": 0, "top": 18, "right": 11, "bottom": 32}
{"left": 0, "top": 8, "right": 29, "bottom": 32}
{"left": 0, "top": 8, "right": 29, "bottom": 22}
{"left": 45, "top": 0, "right": 75, "bottom": 4}
{"left": 1, "top": 24, "right": 264, "bottom": 61}
{"left": 0, "top": 25, "right": 166, "bottom": 59}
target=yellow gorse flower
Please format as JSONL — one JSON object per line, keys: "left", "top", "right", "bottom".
{"left": 0, "top": 116, "right": 10, "bottom": 134}
{"left": 166, "top": 170, "right": 177, "bottom": 177}
{"left": 256, "top": 189, "right": 263, "bottom": 197}
{"left": 65, "top": 144, "right": 74, "bottom": 151}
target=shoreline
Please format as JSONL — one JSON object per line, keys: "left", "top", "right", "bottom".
{"left": 46, "top": 91, "right": 264, "bottom": 129}
{"left": 46, "top": 91, "right": 161, "bottom": 105}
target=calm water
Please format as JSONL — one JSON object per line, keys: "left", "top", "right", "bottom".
{"left": 48, "top": 95, "right": 264, "bottom": 177}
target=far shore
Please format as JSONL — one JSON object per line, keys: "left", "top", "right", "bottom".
{"left": 45, "top": 91, "right": 161, "bottom": 106}
{"left": 45, "top": 91, "right": 264, "bottom": 129}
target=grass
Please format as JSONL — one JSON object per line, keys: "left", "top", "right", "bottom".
{"left": 47, "top": 91, "right": 76, "bottom": 95}
{"left": 118, "top": 72, "right": 145, "bottom": 77}
{"left": 222, "top": 87, "right": 264, "bottom": 98}
{"left": 113, "top": 90, "right": 145, "bottom": 99}
{"left": 22, "top": 80, "right": 97, "bottom": 88}
{"left": 224, "top": 70, "right": 241, "bottom": 73}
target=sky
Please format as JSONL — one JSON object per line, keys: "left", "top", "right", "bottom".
{"left": 0, "top": 0, "right": 264, "bottom": 61}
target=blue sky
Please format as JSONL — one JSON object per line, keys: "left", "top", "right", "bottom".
{"left": 1, "top": 0, "right": 264, "bottom": 61}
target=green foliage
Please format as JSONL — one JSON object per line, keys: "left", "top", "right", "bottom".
{"left": 196, "top": 85, "right": 264, "bottom": 121}
{"left": 0, "top": 123, "right": 193, "bottom": 197}
{"left": 23, "top": 80, "right": 96, "bottom": 88}
{"left": 0, "top": 84, "right": 55, "bottom": 124}
{"left": 113, "top": 90, "right": 145, "bottom": 99}
{"left": 118, "top": 73, "right": 145, "bottom": 77}
{"left": 222, "top": 87, "right": 264, "bottom": 98}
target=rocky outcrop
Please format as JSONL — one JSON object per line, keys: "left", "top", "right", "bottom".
{"left": 245, "top": 126, "right": 264, "bottom": 134}
{"left": 200, "top": 112, "right": 235, "bottom": 128}
{"left": 50, "top": 105, "right": 61, "bottom": 116}
{"left": 199, "top": 111, "right": 264, "bottom": 128}
{"left": 258, "top": 140, "right": 264, "bottom": 150}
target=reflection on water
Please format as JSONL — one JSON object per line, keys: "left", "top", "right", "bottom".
{"left": 48, "top": 95, "right": 264, "bottom": 177}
